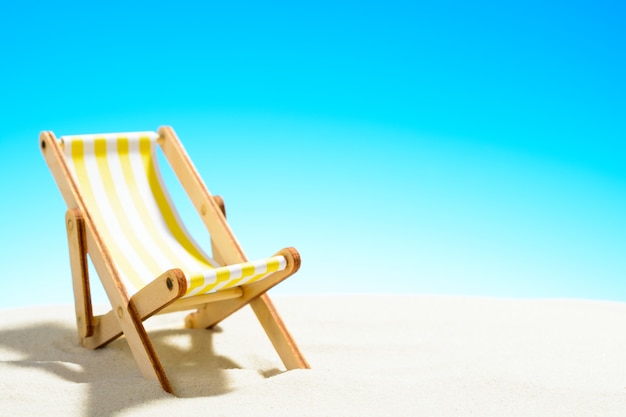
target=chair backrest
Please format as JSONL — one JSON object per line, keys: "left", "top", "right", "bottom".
{"left": 61, "top": 132, "right": 219, "bottom": 295}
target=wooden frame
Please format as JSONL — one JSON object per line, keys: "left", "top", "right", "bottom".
{"left": 40, "top": 126, "right": 309, "bottom": 394}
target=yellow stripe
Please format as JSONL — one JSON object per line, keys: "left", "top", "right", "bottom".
{"left": 70, "top": 139, "right": 145, "bottom": 290}
{"left": 216, "top": 268, "right": 231, "bottom": 282}
{"left": 195, "top": 259, "right": 281, "bottom": 294}
{"left": 94, "top": 138, "right": 167, "bottom": 286}
{"left": 196, "top": 282, "right": 220, "bottom": 293}
{"left": 221, "top": 263, "right": 256, "bottom": 288}
{"left": 187, "top": 272, "right": 207, "bottom": 293}
{"left": 117, "top": 136, "right": 197, "bottom": 278}
{"left": 196, "top": 268, "right": 231, "bottom": 294}
{"left": 139, "top": 138, "right": 215, "bottom": 271}
{"left": 243, "top": 259, "right": 281, "bottom": 285}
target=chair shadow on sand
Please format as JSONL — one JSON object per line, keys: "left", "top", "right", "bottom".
{"left": 0, "top": 316, "right": 284, "bottom": 416}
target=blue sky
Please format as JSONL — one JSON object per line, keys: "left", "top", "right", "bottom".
{"left": 0, "top": 1, "right": 624, "bottom": 307}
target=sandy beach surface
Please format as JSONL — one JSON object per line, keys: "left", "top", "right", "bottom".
{"left": 1, "top": 295, "right": 625, "bottom": 416}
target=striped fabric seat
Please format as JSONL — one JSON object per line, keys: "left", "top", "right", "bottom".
{"left": 61, "top": 131, "right": 286, "bottom": 297}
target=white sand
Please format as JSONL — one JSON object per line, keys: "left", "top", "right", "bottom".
{"left": 1, "top": 295, "right": 625, "bottom": 416}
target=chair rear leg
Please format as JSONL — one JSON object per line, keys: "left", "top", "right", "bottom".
{"left": 250, "top": 294, "right": 310, "bottom": 370}
{"left": 185, "top": 247, "right": 310, "bottom": 370}
{"left": 66, "top": 209, "right": 94, "bottom": 343}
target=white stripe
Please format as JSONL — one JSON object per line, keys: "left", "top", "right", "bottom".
{"left": 106, "top": 139, "right": 182, "bottom": 276}
{"left": 63, "top": 139, "right": 142, "bottom": 292}
{"left": 62, "top": 132, "right": 158, "bottom": 144}
{"left": 81, "top": 139, "right": 155, "bottom": 293}
{"left": 237, "top": 263, "right": 264, "bottom": 286}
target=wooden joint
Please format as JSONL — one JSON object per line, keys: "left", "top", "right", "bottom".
{"left": 279, "top": 247, "right": 301, "bottom": 274}
{"left": 83, "top": 269, "right": 188, "bottom": 351}
{"left": 39, "top": 131, "right": 62, "bottom": 157}
{"left": 130, "top": 268, "right": 188, "bottom": 320}
{"left": 39, "top": 131, "right": 53, "bottom": 154}
{"left": 213, "top": 195, "right": 226, "bottom": 217}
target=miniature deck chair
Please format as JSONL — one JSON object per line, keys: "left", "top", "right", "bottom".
{"left": 39, "top": 126, "right": 309, "bottom": 394}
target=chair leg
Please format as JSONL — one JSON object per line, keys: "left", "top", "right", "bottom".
{"left": 66, "top": 209, "right": 94, "bottom": 342}
{"left": 119, "top": 302, "right": 175, "bottom": 393}
{"left": 200, "top": 197, "right": 309, "bottom": 369}
{"left": 80, "top": 221, "right": 176, "bottom": 394}
{"left": 250, "top": 294, "right": 310, "bottom": 369}
{"left": 185, "top": 247, "right": 310, "bottom": 370}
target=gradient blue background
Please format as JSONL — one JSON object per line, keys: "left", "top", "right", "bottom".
{"left": 1, "top": 1, "right": 624, "bottom": 308}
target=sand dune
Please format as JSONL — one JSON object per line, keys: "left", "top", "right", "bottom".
{"left": 1, "top": 295, "right": 625, "bottom": 416}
